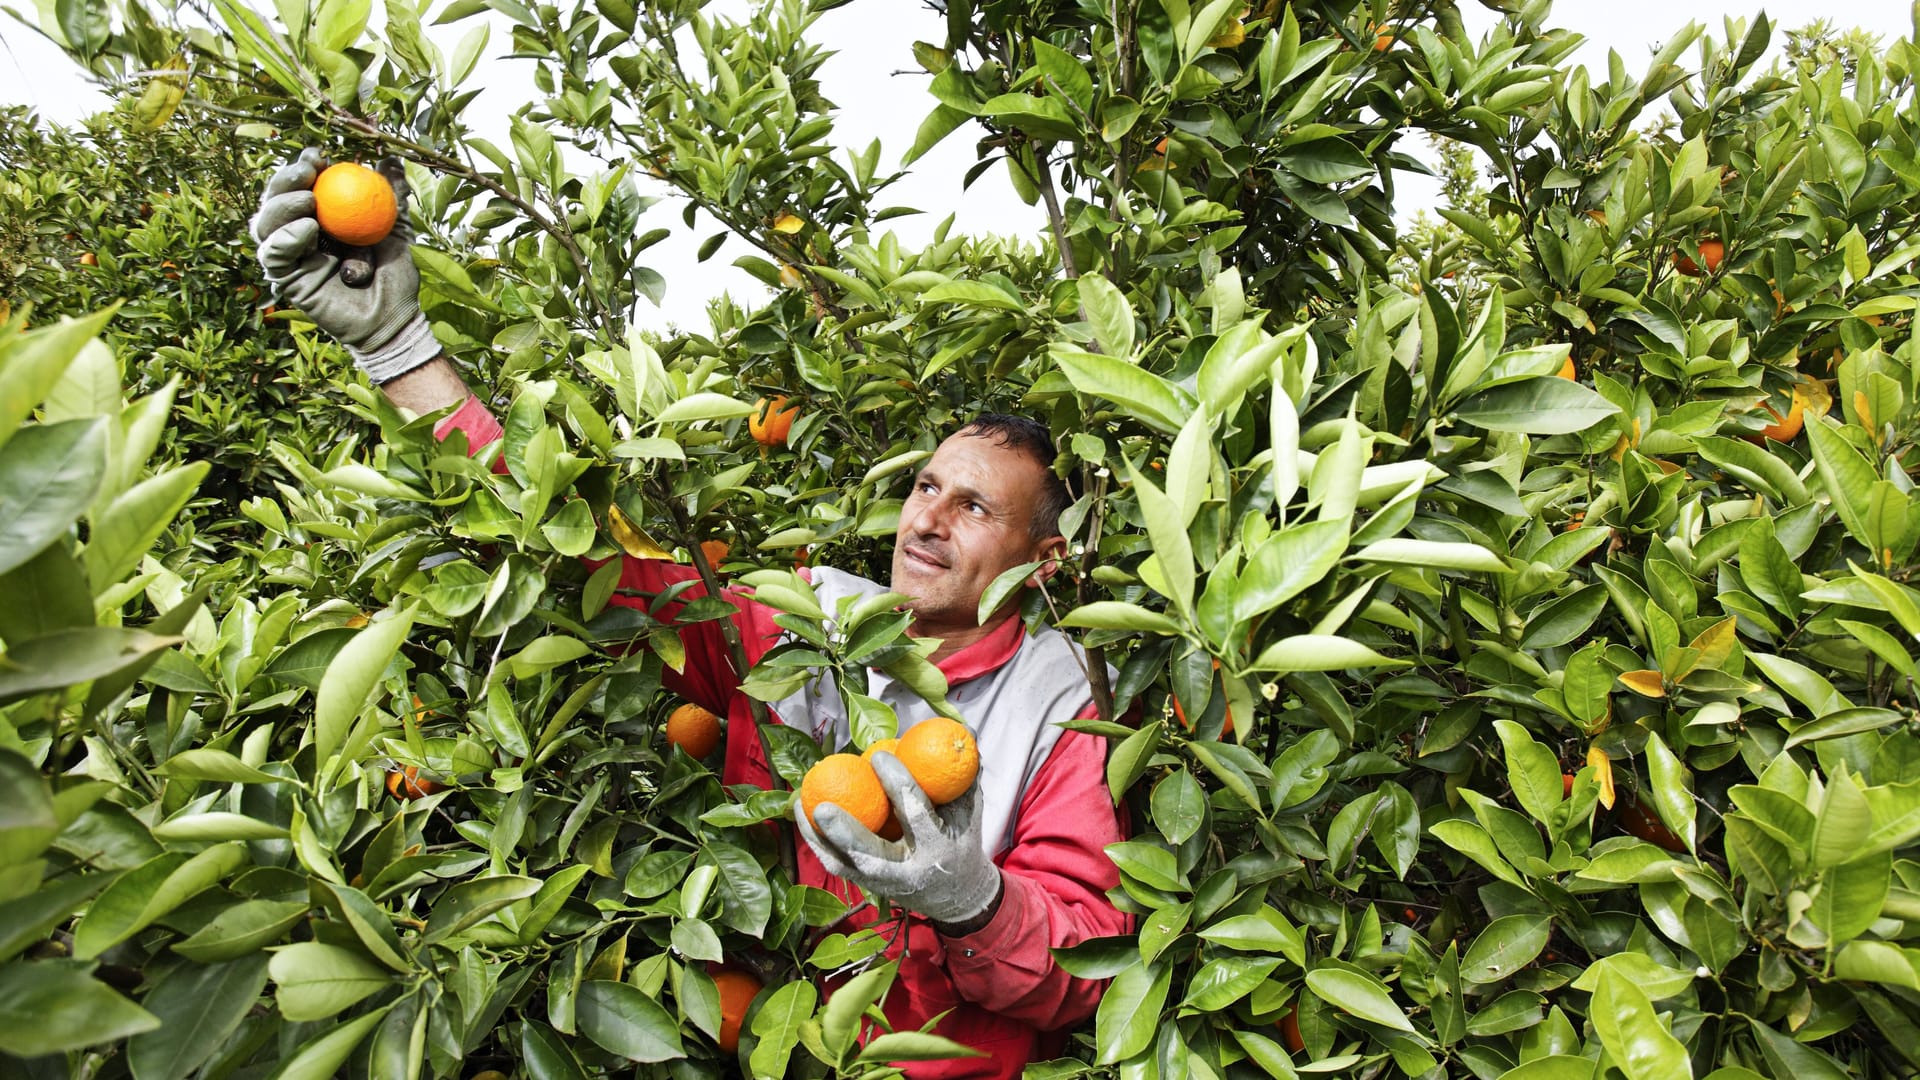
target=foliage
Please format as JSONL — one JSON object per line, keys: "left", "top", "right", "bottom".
{"left": 6, "top": 0, "right": 1920, "bottom": 1077}
{"left": 0, "top": 99, "right": 354, "bottom": 537}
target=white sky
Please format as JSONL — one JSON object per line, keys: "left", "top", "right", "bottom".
{"left": 2, "top": 2, "right": 1912, "bottom": 329}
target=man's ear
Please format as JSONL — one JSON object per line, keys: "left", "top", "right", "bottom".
{"left": 1028, "top": 536, "right": 1069, "bottom": 587}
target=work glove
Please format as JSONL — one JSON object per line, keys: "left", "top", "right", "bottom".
{"left": 795, "top": 752, "right": 1001, "bottom": 927}
{"left": 250, "top": 147, "right": 440, "bottom": 384}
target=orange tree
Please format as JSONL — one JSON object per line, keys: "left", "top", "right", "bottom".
{"left": 5, "top": 0, "right": 1920, "bottom": 1077}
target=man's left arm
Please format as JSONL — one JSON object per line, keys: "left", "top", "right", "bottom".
{"left": 938, "top": 724, "right": 1131, "bottom": 1029}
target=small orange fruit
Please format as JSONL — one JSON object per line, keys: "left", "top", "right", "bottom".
{"left": 386, "top": 766, "right": 446, "bottom": 800}
{"left": 1750, "top": 393, "right": 1805, "bottom": 443}
{"left": 800, "top": 754, "right": 892, "bottom": 833}
{"left": 749, "top": 396, "right": 800, "bottom": 447}
{"left": 698, "top": 539, "right": 730, "bottom": 567}
{"left": 78, "top": 252, "right": 97, "bottom": 267}
{"left": 711, "top": 967, "right": 762, "bottom": 1053}
{"left": 1697, "top": 238, "right": 1725, "bottom": 274}
{"left": 1557, "top": 356, "right": 1576, "bottom": 381}
{"left": 312, "top": 162, "right": 398, "bottom": 247}
{"left": 1277, "top": 1000, "right": 1305, "bottom": 1052}
{"left": 1373, "top": 29, "right": 1394, "bottom": 51}
{"left": 862, "top": 740, "right": 905, "bottom": 839}
{"left": 895, "top": 717, "right": 980, "bottom": 805}
{"left": 665, "top": 702, "right": 723, "bottom": 760}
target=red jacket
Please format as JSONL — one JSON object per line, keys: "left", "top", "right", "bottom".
{"left": 435, "top": 397, "right": 1129, "bottom": 1078}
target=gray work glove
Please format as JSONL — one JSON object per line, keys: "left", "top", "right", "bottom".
{"left": 250, "top": 147, "right": 440, "bottom": 384}
{"left": 795, "top": 752, "right": 1001, "bottom": 926}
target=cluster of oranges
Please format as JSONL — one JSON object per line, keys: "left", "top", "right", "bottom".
{"left": 799, "top": 717, "right": 980, "bottom": 839}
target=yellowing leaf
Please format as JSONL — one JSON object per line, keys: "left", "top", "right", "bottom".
{"left": 1206, "top": 18, "right": 1246, "bottom": 48}
{"left": 1855, "top": 390, "right": 1878, "bottom": 444}
{"left": 772, "top": 212, "right": 805, "bottom": 234}
{"left": 607, "top": 504, "right": 672, "bottom": 560}
{"left": 1608, "top": 417, "right": 1642, "bottom": 462}
{"left": 1619, "top": 669, "right": 1665, "bottom": 698}
{"left": 1587, "top": 745, "right": 1616, "bottom": 810}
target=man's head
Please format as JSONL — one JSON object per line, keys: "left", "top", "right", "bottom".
{"left": 890, "top": 414, "right": 1071, "bottom": 637}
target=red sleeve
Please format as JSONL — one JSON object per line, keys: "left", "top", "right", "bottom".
{"left": 600, "top": 558, "right": 786, "bottom": 717}
{"left": 939, "top": 720, "right": 1131, "bottom": 1029}
{"left": 431, "top": 395, "right": 782, "bottom": 711}
{"left": 434, "top": 394, "right": 509, "bottom": 473}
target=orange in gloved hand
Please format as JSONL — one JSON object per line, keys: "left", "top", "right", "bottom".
{"left": 313, "top": 162, "right": 398, "bottom": 246}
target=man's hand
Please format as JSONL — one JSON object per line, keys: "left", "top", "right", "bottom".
{"left": 251, "top": 147, "right": 440, "bottom": 384}
{"left": 796, "top": 753, "right": 1002, "bottom": 929}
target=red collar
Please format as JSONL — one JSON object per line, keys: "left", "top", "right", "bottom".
{"left": 932, "top": 612, "right": 1027, "bottom": 685}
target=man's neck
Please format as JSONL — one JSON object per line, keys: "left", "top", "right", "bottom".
{"left": 909, "top": 608, "right": 1018, "bottom": 666}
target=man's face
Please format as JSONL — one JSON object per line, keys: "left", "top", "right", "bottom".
{"left": 890, "top": 429, "right": 1063, "bottom": 636}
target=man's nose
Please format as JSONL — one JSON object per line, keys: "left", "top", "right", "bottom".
{"left": 904, "top": 495, "right": 949, "bottom": 538}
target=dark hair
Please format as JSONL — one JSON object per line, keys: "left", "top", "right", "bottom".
{"left": 959, "top": 413, "right": 1072, "bottom": 540}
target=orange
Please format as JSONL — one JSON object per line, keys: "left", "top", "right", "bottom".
{"left": 386, "top": 766, "right": 445, "bottom": 800}
{"left": 1748, "top": 385, "right": 1807, "bottom": 443}
{"left": 800, "top": 754, "right": 892, "bottom": 833}
{"left": 1277, "top": 1000, "right": 1305, "bottom": 1052}
{"left": 312, "top": 162, "right": 398, "bottom": 247}
{"left": 1673, "top": 238, "right": 1723, "bottom": 277}
{"left": 665, "top": 702, "right": 722, "bottom": 760}
{"left": 1373, "top": 29, "right": 1394, "bottom": 51}
{"left": 711, "top": 967, "right": 762, "bottom": 1053}
{"left": 859, "top": 741, "right": 906, "bottom": 839}
{"left": 1556, "top": 356, "right": 1576, "bottom": 381}
{"left": 895, "top": 717, "right": 980, "bottom": 805}
{"left": 749, "top": 396, "right": 799, "bottom": 447}
{"left": 698, "top": 539, "right": 730, "bottom": 567}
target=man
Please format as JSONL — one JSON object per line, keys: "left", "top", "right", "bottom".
{"left": 252, "top": 149, "right": 1129, "bottom": 1078}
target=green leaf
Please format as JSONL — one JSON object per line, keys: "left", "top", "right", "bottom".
{"left": 1305, "top": 967, "right": 1415, "bottom": 1032}
{"left": 0, "top": 874, "right": 111, "bottom": 962}
{"left": 1095, "top": 959, "right": 1170, "bottom": 1063}
{"left": 424, "top": 875, "right": 541, "bottom": 943}
{"left": 1251, "top": 634, "right": 1405, "bottom": 673}
{"left": 1495, "top": 719, "right": 1564, "bottom": 826}
{"left": 73, "top": 842, "right": 247, "bottom": 958}
{"left": 0, "top": 749, "right": 58, "bottom": 865}
{"left": 174, "top": 899, "right": 310, "bottom": 962}
{"left": 858, "top": 1031, "right": 991, "bottom": 1062}
{"left": 272, "top": 1005, "right": 389, "bottom": 1080}
{"left": 576, "top": 979, "right": 686, "bottom": 1062}
{"left": 1590, "top": 966, "right": 1691, "bottom": 1080}
{"left": 1126, "top": 461, "right": 1195, "bottom": 618}
{"left": 749, "top": 978, "right": 815, "bottom": 1077}
{"left": 0, "top": 416, "right": 107, "bottom": 576}
{"left": 1453, "top": 378, "right": 1619, "bottom": 434}
{"left": 1351, "top": 538, "right": 1507, "bottom": 572}
{"left": 269, "top": 942, "right": 391, "bottom": 1021}
{"left": 0, "top": 310, "right": 117, "bottom": 452}
{"left": 1461, "top": 915, "right": 1551, "bottom": 985}
{"left": 0, "top": 627, "right": 184, "bottom": 705}
{"left": 128, "top": 955, "right": 271, "bottom": 1080}
{"left": 84, "top": 461, "right": 209, "bottom": 589}
{"left": 1236, "top": 519, "right": 1347, "bottom": 621}
{"left": 1806, "top": 417, "right": 1879, "bottom": 549}
{"left": 1196, "top": 908, "right": 1305, "bottom": 964}
{"left": 313, "top": 604, "right": 416, "bottom": 766}
{"left": 1053, "top": 345, "right": 1196, "bottom": 435}
{"left": 1078, "top": 275, "right": 1134, "bottom": 358}
{"left": 1644, "top": 733, "right": 1696, "bottom": 854}
{"left": 0, "top": 960, "right": 158, "bottom": 1056}
{"left": 508, "top": 635, "right": 593, "bottom": 678}
{"left": 1059, "top": 601, "right": 1183, "bottom": 635}
{"left": 158, "top": 748, "right": 289, "bottom": 785}
{"left": 654, "top": 392, "right": 757, "bottom": 426}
